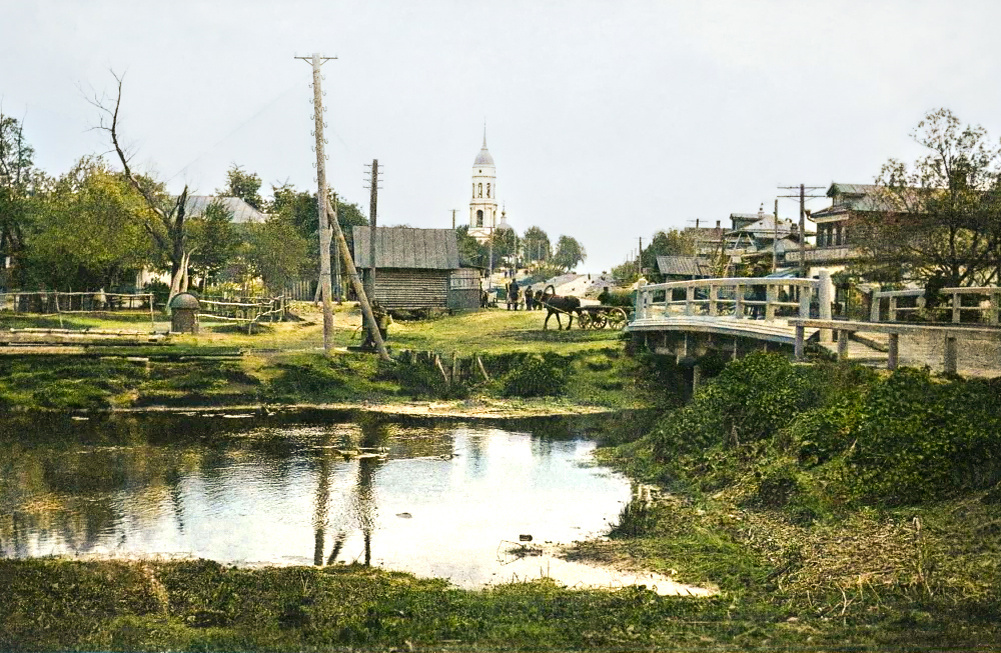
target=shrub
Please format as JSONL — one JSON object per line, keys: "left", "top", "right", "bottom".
{"left": 501, "top": 353, "right": 569, "bottom": 398}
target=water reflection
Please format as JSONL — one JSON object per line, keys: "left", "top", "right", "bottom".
{"left": 0, "top": 413, "right": 702, "bottom": 594}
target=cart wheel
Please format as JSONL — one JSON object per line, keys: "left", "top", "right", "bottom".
{"left": 577, "top": 311, "right": 592, "bottom": 330}
{"left": 607, "top": 307, "right": 628, "bottom": 330}
{"left": 591, "top": 312, "right": 608, "bottom": 329}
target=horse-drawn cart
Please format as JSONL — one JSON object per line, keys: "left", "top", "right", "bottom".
{"left": 577, "top": 305, "right": 629, "bottom": 330}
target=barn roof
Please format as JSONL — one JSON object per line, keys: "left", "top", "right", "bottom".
{"left": 184, "top": 196, "right": 267, "bottom": 224}
{"left": 656, "top": 256, "right": 713, "bottom": 277}
{"left": 352, "top": 227, "right": 460, "bottom": 270}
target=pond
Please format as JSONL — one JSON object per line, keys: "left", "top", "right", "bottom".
{"left": 0, "top": 412, "right": 707, "bottom": 595}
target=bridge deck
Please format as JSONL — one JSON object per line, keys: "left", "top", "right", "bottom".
{"left": 628, "top": 316, "right": 819, "bottom": 345}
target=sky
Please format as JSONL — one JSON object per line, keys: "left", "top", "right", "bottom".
{"left": 4, "top": 0, "right": 1001, "bottom": 274}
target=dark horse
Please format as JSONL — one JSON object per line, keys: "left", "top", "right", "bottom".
{"left": 540, "top": 284, "right": 581, "bottom": 330}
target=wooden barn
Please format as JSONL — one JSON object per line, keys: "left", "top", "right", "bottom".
{"left": 353, "top": 227, "right": 478, "bottom": 311}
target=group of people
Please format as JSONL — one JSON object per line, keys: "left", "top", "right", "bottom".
{"left": 506, "top": 281, "right": 547, "bottom": 311}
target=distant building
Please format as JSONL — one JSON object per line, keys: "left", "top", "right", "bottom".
{"left": 353, "top": 226, "right": 478, "bottom": 311}
{"left": 656, "top": 256, "right": 714, "bottom": 281}
{"left": 802, "top": 182, "right": 882, "bottom": 277}
{"left": 468, "top": 132, "right": 499, "bottom": 243}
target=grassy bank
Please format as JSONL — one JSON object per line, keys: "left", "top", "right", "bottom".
{"left": 570, "top": 353, "right": 1001, "bottom": 649}
{"left": 0, "top": 305, "right": 663, "bottom": 414}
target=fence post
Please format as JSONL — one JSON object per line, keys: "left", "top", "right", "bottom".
{"left": 818, "top": 270, "right": 833, "bottom": 344}
{"left": 709, "top": 284, "right": 718, "bottom": 316}
{"left": 952, "top": 291, "right": 961, "bottom": 324}
{"left": 837, "top": 329, "right": 850, "bottom": 361}
{"left": 735, "top": 284, "right": 744, "bottom": 319}
{"left": 991, "top": 290, "right": 1000, "bottom": 326}
{"left": 943, "top": 334, "right": 958, "bottom": 374}
{"left": 870, "top": 291, "right": 881, "bottom": 322}
{"left": 765, "top": 284, "right": 777, "bottom": 320}
{"left": 889, "top": 296, "right": 898, "bottom": 321}
{"left": 798, "top": 285, "right": 810, "bottom": 319}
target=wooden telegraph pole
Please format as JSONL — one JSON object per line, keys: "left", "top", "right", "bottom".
{"left": 296, "top": 52, "right": 336, "bottom": 352}
{"left": 297, "top": 52, "right": 389, "bottom": 361}
{"left": 364, "top": 159, "right": 380, "bottom": 301}
{"left": 772, "top": 198, "right": 779, "bottom": 273}
{"left": 778, "top": 184, "right": 825, "bottom": 277}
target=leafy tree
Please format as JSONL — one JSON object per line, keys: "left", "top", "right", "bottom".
{"left": 553, "top": 235, "right": 586, "bottom": 272}
{"left": 857, "top": 108, "right": 1001, "bottom": 286}
{"left": 246, "top": 212, "right": 311, "bottom": 293}
{"left": 24, "top": 157, "right": 152, "bottom": 289}
{"left": 490, "top": 226, "right": 519, "bottom": 268}
{"left": 521, "top": 226, "right": 551, "bottom": 265}
{"left": 219, "top": 164, "right": 263, "bottom": 210}
{"left": 0, "top": 111, "right": 39, "bottom": 283}
{"left": 187, "top": 200, "right": 240, "bottom": 286}
{"left": 455, "top": 224, "right": 487, "bottom": 267}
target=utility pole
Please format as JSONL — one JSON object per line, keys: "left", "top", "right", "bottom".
{"left": 296, "top": 52, "right": 337, "bottom": 353}
{"left": 364, "top": 159, "right": 381, "bottom": 302}
{"left": 332, "top": 192, "right": 342, "bottom": 303}
{"left": 638, "top": 237, "right": 643, "bottom": 277}
{"left": 778, "top": 184, "right": 825, "bottom": 277}
{"left": 772, "top": 198, "right": 778, "bottom": 274}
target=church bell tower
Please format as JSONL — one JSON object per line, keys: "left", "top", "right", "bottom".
{"left": 468, "top": 130, "right": 497, "bottom": 243}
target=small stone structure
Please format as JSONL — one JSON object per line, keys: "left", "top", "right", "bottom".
{"left": 169, "top": 292, "right": 200, "bottom": 334}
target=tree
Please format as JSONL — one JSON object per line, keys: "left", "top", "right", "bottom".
{"left": 636, "top": 229, "right": 697, "bottom": 282}
{"left": 246, "top": 212, "right": 311, "bottom": 294}
{"left": 218, "top": 164, "right": 263, "bottom": 210}
{"left": 92, "top": 72, "right": 195, "bottom": 304}
{"left": 521, "top": 226, "right": 551, "bottom": 265}
{"left": 24, "top": 157, "right": 152, "bottom": 289}
{"left": 553, "top": 235, "right": 586, "bottom": 272}
{"left": 187, "top": 200, "right": 240, "bottom": 286}
{"left": 490, "top": 226, "right": 519, "bottom": 268}
{"left": 857, "top": 108, "right": 1001, "bottom": 287}
{"left": 455, "top": 224, "right": 487, "bottom": 267}
{"left": 0, "top": 111, "right": 38, "bottom": 283}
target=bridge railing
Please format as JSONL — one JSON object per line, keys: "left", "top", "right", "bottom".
{"left": 633, "top": 276, "right": 830, "bottom": 323}
{"left": 871, "top": 287, "right": 1000, "bottom": 324}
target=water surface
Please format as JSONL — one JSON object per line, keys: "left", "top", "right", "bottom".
{"left": 0, "top": 413, "right": 706, "bottom": 594}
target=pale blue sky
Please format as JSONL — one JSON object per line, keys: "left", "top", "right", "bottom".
{"left": 3, "top": 0, "right": 1001, "bottom": 273}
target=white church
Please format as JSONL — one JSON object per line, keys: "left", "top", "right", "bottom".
{"left": 467, "top": 133, "right": 508, "bottom": 243}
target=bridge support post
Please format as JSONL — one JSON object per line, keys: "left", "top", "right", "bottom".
{"left": 818, "top": 270, "right": 833, "bottom": 343}
{"left": 794, "top": 325, "right": 805, "bottom": 360}
{"left": 887, "top": 333, "right": 899, "bottom": 370}
{"left": 944, "top": 335, "right": 958, "bottom": 374}
{"left": 837, "top": 329, "right": 850, "bottom": 361}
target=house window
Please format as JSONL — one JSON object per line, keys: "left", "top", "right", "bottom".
{"left": 478, "top": 183, "right": 483, "bottom": 198}
{"left": 476, "top": 210, "right": 483, "bottom": 227}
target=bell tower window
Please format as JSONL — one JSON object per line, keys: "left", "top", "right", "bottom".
{"left": 486, "top": 183, "right": 491, "bottom": 198}
{"left": 478, "top": 183, "right": 483, "bottom": 198}
{"left": 476, "top": 210, "right": 484, "bottom": 227}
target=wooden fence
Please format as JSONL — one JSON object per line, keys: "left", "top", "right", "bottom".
{"left": 870, "top": 286, "right": 1000, "bottom": 324}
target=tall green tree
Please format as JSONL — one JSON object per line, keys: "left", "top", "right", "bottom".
{"left": 219, "top": 164, "right": 263, "bottom": 210}
{"left": 455, "top": 224, "right": 487, "bottom": 267}
{"left": 24, "top": 157, "right": 151, "bottom": 289}
{"left": 521, "top": 225, "right": 551, "bottom": 265}
{"left": 246, "top": 212, "right": 311, "bottom": 293}
{"left": 857, "top": 108, "right": 1001, "bottom": 286}
{"left": 187, "top": 200, "right": 240, "bottom": 286}
{"left": 0, "top": 111, "right": 39, "bottom": 283}
{"left": 553, "top": 235, "right": 586, "bottom": 272}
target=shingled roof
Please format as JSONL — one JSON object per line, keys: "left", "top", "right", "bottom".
{"left": 352, "top": 227, "right": 460, "bottom": 270}
{"left": 656, "top": 256, "right": 713, "bottom": 277}
{"left": 184, "top": 196, "right": 267, "bottom": 224}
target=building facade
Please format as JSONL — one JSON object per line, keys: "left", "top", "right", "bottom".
{"left": 468, "top": 134, "right": 498, "bottom": 243}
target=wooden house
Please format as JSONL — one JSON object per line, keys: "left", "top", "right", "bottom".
{"left": 353, "top": 227, "right": 477, "bottom": 311}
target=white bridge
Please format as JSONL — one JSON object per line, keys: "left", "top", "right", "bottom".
{"left": 627, "top": 275, "right": 1001, "bottom": 381}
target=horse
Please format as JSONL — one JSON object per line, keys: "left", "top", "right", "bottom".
{"left": 540, "top": 284, "right": 581, "bottom": 330}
